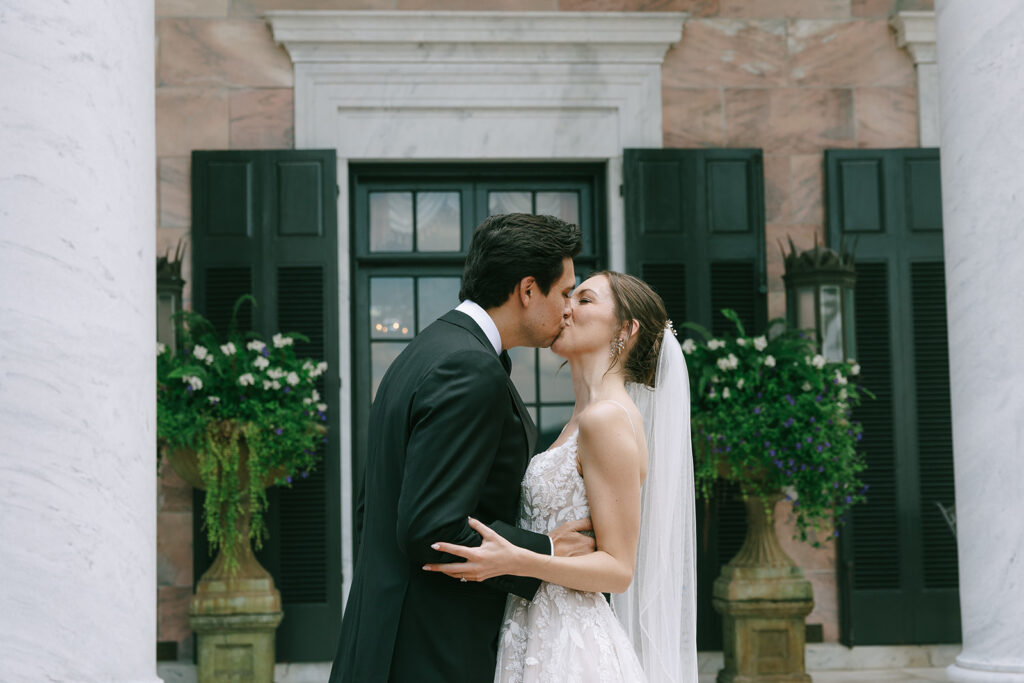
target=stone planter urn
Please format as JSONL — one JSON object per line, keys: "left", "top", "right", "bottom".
{"left": 713, "top": 492, "right": 814, "bottom": 683}
{"left": 165, "top": 435, "right": 283, "bottom": 683}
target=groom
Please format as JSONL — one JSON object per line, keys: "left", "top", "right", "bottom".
{"left": 330, "top": 213, "right": 595, "bottom": 682}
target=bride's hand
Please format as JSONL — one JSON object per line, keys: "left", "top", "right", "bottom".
{"left": 423, "top": 517, "right": 527, "bottom": 582}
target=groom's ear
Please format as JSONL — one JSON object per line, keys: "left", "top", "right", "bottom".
{"left": 517, "top": 276, "right": 537, "bottom": 307}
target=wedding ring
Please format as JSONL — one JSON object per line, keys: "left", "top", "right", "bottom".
{"left": 460, "top": 575, "right": 468, "bottom": 583}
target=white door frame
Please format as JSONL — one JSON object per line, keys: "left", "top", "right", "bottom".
{"left": 268, "top": 9, "right": 685, "bottom": 601}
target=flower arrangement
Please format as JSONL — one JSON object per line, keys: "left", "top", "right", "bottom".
{"left": 682, "top": 309, "right": 870, "bottom": 546}
{"left": 157, "top": 296, "right": 328, "bottom": 569}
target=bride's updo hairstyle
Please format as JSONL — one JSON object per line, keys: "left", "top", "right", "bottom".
{"left": 598, "top": 271, "right": 669, "bottom": 388}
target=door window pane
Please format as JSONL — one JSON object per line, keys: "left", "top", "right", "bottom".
{"left": 540, "top": 405, "right": 574, "bottom": 449}
{"left": 417, "top": 277, "right": 461, "bottom": 332}
{"left": 489, "top": 191, "right": 531, "bottom": 216}
{"left": 536, "top": 191, "right": 579, "bottom": 225}
{"left": 538, "top": 348, "right": 573, "bottom": 402}
{"left": 370, "top": 192, "right": 413, "bottom": 252}
{"left": 416, "top": 192, "right": 461, "bottom": 252}
{"left": 370, "top": 278, "right": 414, "bottom": 339}
{"left": 371, "top": 342, "right": 408, "bottom": 401}
{"left": 508, "top": 347, "right": 537, "bottom": 404}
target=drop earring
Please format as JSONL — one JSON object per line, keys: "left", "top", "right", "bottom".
{"left": 609, "top": 337, "right": 625, "bottom": 358}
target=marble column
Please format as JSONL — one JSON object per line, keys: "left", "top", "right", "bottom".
{"left": 0, "top": 3, "right": 159, "bottom": 682}
{"left": 937, "top": 1, "right": 1024, "bottom": 681}
{"left": 891, "top": 11, "right": 939, "bottom": 147}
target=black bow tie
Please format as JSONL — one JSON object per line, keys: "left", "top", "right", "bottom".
{"left": 499, "top": 350, "right": 512, "bottom": 376}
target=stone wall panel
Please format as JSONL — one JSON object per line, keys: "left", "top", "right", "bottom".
{"left": 662, "top": 19, "right": 788, "bottom": 88}
{"left": 229, "top": 88, "right": 294, "bottom": 149}
{"left": 158, "top": 19, "right": 292, "bottom": 88}
{"left": 855, "top": 86, "right": 918, "bottom": 147}
{"left": 725, "top": 88, "right": 855, "bottom": 153}
{"left": 662, "top": 87, "right": 724, "bottom": 147}
{"left": 788, "top": 19, "right": 915, "bottom": 87}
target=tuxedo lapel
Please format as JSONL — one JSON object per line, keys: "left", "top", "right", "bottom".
{"left": 439, "top": 310, "right": 537, "bottom": 458}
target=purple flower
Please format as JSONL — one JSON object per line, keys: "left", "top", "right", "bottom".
{"left": 816, "top": 395, "right": 823, "bottom": 402}
{"left": 321, "top": 436, "right": 328, "bottom": 444}
{"left": 754, "top": 406, "right": 762, "bottom": 415}
{"left": 240, "top": 394, "right": 247, "bottom": 401}
{"left": 769, "top": 449, "right": 776, "bottom": 456}
{"left": 817, "top": 445, "right": 824, "bottom": 453}
{"left": 834, "top": 530, "right": 840, "bottom": 538}
{"left": 756, "top": 392, "right": 763, "bottom": 399}
{"left": 301, "top": 471, "right": 309, "bottom": 479}
{"left": 845, "top": 495, "right": 853, "bottom": 504}
{"left": 861, "top": 484, "right": 870, "bottom": 493}
{"left": 795, "top": 443, "right": 802, "bottom": 450}
{"left": 286, "top": 476, "right": 293, "bottom": 484}
{"left": 856, "top": 433, "right": 863, "bottom": 441}
{"left": 806, "top": 436, "right": 813, "bottom": 443}
{"left": 261, "top": 347, "right": 270, "bottom": 358}
{"left": 275, "top": 427, "right": 283, "bottom": 435}
{"left": 788, "top": 459, "right": 794, "bottom": 466}
{"left": 818, "top": 466, "right": 825, "bottom": 473}
{"left": 825, "top": 441, "right": 831, "bottom": 448}
{"left": 784, "top": 418, "right": 794, "bottom": 428}
{"left": 834, "top": 482, "right": 840, "bottom": 489}
{"left": 801, "top": 464, "right": 807, "bottom": 471}
{"left": 764, "top": 441, "right": 771, "bottom": 448}
{"left": 785, "top": 394, "right": 795, "bottom": 406}
{"left": 792, "top": 500, "right": 799, "bottom": 509}
{"left": 809, "top": 417, "right": 816, "bottom": 423}
{"left": 774, "top": 459, "right": 783, "bottom": 468}
{"left": 186, "top": 386, "right": 194, "bottom": 394}
{"left": 284, "top": 387, "right": 291, "bottom": 394}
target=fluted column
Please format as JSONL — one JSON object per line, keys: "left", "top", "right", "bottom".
{"left": 937, "top": 1, "right": 1024, "bottom": 680}
{"left": 0, "top": 2, "right": 159, "bottom": 682}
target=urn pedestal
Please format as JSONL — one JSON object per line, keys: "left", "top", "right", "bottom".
{"left": 166, "top": 442, "right": 284, "bottom": 683}
{"left": 713, "top": 495, "right": 814, "bottom": 683}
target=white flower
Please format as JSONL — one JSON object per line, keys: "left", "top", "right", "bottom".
{"left": 753, "top": 336, "right": 768, "bottom": 351}
{"left": 722, "top": 388, "right": 731, "bottom": 399}
{"left": 208, "top": 396, "right": 220, "bottom": 405}
{"left": 834, "top": 370, "right": 848, "bottom": 386}
{"left": 316, "top": 402, "right": 328, "bottom": 412}
{"left": 303, "top": 397, "right": 313, "bottom": 405}
{"left": 193, "top": 345, "right": 209, "bottom": 361}
{"left": 708, "top": 389, "right": 718, "bottom": 400}
{"left": 267, "top": 367, "right": 285, "bottom": 379}
{"left": 311, "top": 389, "right": 320, "bottom": 402}
{"left": 246, "top": 340, "right": 266, "bottom": 353}
{"left": 839, "top": 388, "right": 848, "bottom": 400}
{"left": 850, "top": 363, "right": 861, "bottom": 376}
{"left": 811, "top": 354, "right": 826, "bottom": 369}
{"left": 272, "top": 333, "right": 294, "bottom": 348}
{"left": 253, "top": 356, "right": 270, "bottom": 370}
{"left": 707, "top": 339, "right": 725, "bottom": 351}
{"left": 238, "top": 373, "right": 255, "bottom": 387}
{"left": 736, "top": 378, "right": 745, "bottom": 390}
{"left": 286, "top": 372, "right": 300, "bottom": 386}
{"left": 711, "top": 375, "right": 720, "bottom": 384}
{"left": 309, "top": 361, "right": 328, "bottom": 378}
{"left": 157, "top": 342, "right": 167, "bottom": 356}
{"left": 717, "top": 357, "right": 732, "bottom": 371}
{"left": 263, "top": 380, "right": 273, "bottom": 390}
{"left": 736, "top": 338, "right": 747, "bottom": 347}
{"left": 220, "top": 342, "right": 237, "bottom": 356}
{"left": 802, "top": 382, "right": 812, "bottom": 392}
{"left": 182, "top": 375, "right": 203, "bottom": 391}
{"left": 727, "top": 353, "right": 738, "bottom": 369}
{"left": 764, "top": 355, "right": 776, "bottom": 368}
{"left": 681, "top": 339, "right": 696, "bottom": 354}
{"left": 272, "top": 380, "right": 281, "bottom": 390}
{"left": 204, "top": 355, "right": 214, "bottom": 365}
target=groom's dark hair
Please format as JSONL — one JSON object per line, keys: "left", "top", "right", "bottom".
{"left": 460, "top": 213, "right": 582, "bottom": 309}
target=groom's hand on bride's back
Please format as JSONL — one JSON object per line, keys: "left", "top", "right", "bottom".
{"left": 549, "top": 517, "right": 596, "bottom": 557}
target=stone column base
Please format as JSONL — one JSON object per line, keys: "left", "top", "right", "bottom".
{"left": 714, "top": 565, "right": 814, "bottom": 683}
{"left": 190, "top": 612, "right": 283, "bottom": 683}
{"left": 948, "top": 661, "right": 1024, "bottom": 683}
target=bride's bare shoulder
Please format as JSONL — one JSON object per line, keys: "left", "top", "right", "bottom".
{"left": 577, "top": 400, "right": 642, "bottom": 459}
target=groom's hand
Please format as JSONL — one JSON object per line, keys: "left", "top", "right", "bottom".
{"left": 549, "top": 517, "right": 596, "bottom": 557}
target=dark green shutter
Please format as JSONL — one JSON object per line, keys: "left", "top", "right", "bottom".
{"left": 826, "top": 148, "right": 959, "bottom": 645}
{"left": 191, "top": 150, "right": 341, "bottom": 661}
{"left": 624, "top": 148, "right": 767, "bottom": 650}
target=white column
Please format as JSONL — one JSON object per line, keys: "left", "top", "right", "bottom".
{"left": 937, "top": 1, "right": 1024, "bottom": 681}
{"left": 891, "top": 11, "right": 939, "bottom": 147}
{"left": 0, "top": 3, "right": 159, "bottom": 682}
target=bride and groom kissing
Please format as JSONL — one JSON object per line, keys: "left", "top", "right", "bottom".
{"left": 330, "top": 213, "right": 698, "bottom": 682}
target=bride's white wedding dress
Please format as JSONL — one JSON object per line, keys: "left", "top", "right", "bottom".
{"left": 494, "top": 427, "right": 647, "bottom": 683}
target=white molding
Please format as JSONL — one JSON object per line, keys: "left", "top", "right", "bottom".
{"left": 266, "top": 10, "right": 685, "bottom": 602}
{"left": 891, "top": 10, "right": 938, "bottom": 147}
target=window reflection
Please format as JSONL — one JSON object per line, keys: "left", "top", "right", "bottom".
{"left": 416, "top": 192, "right": 460, "bottom": 252}
{"left": 536, "top": 191, "right": 579, "bottom": 225}
{"left": 371, "top": 342, "right": 408, "bottom": 401}
{"left": 488, "top": 191, "right": 531, "bottom": 216}
{"left": 508, "top": 347, "right": 537, "bottom": 404}
{"left": 369, "top": 192, "right": 413, "bottom": 252}
{"left": 417, "top": 277, "right": 461, "bottom": 332}
{"left": 370, "top": 278, "right": 414, "bottom": 339}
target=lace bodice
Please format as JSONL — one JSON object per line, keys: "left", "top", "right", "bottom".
{"left": 495, "top": 429, "right": 646, "bottom": 683}
{"left": 517, "top": 430, "right": 589, "bottom": 536}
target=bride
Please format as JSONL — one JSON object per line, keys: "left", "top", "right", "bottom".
{"left": 425, "top": 271, "right": 698, "bottom": 682}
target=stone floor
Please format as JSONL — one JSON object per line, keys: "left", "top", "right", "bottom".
{"left": 158, "top": 644, "right": 959, "bottom": 682}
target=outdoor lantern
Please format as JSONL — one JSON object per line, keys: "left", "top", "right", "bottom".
{"left": 782, "top": 238, "right": 857, "bottom": 363}
{"left": 156, "top": 238, "right": 186, "bottom": 354}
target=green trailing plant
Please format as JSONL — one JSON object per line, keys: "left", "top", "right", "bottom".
{"left": 682, "top": 309, "right": 871, "bottom": 546}
{"left": 157, "top": 295, "right": 328, "bottom": 571}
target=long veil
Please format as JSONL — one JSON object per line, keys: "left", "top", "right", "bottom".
{"left": 613, "top": 329, "right": 698, "bottom": 682}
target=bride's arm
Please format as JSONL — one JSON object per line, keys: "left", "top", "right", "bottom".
{"left": 424, "top": 405, "right": 643, "bottom": 594}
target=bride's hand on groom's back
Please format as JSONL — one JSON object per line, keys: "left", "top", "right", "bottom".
{"left": 549, "top": 517, "right": 596, "bottom": 558}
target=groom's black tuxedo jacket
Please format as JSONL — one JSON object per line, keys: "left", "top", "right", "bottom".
{"left": 330, "top": 310, "right": 551, "bottom": 683}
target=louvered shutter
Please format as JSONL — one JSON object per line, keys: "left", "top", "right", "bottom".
{"left": 624, "top": 148, "right": 766, "bottom": 650}
{"left": 191, "top": 150, "right": 341, "bottom": 661}
{"left": 826, "top": 149, "right": 959, "bottom": 645}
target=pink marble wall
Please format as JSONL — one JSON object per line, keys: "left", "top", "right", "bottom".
{"left": 154, "top": 0, "right": 929, "bottom": 653}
